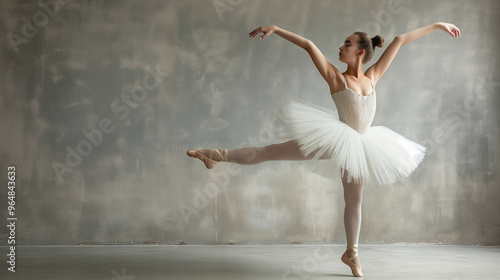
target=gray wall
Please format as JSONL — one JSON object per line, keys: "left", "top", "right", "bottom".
{"left": 0, "top": 0, "right": 499, "bottom": 245}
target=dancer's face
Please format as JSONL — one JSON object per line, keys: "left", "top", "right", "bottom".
{"left": 338, "top": 34, "right": 364, "bottom": 64}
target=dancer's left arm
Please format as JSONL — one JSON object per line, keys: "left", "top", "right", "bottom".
{"left": 366, "top": 22, "right": 460, "bottom": 83}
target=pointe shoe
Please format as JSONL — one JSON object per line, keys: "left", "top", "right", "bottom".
{"left": 341, "top": 245, "right": 363, "bottom": 277}
{"left": 186, "top": 149, "right": 228, "bottom": 169}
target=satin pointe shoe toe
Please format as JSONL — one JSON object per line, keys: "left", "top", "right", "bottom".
{"left": 341, "top": 245, "right": 363, "bottom": 277}
{"left": 187, "top": 149, "right": 227, "bottom": 169}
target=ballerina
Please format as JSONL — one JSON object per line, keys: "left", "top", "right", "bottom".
{"left": 188, "top": 22, "right": 460, "bottom": 277}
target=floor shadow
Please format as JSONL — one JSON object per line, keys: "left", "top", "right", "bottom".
{"left": 310, "top": 272, "right": 359, "bottom": 278}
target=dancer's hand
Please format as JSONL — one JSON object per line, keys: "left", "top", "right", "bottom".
{"left": 249, "top": 25, "right": 276, "bottom": 40}
{"left": 437, "top": 22, "right": 461, "bottom": 37}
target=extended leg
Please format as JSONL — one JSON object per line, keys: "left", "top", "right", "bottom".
{"left": 226, "top": 140, "right": 322, "bottom": 165}
{"left": 190, "top": 140, "right": 329, "bottom": 167}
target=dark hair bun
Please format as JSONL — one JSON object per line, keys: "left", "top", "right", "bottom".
{"left": 372, "top": 35, "right": 384, "bottom": 48}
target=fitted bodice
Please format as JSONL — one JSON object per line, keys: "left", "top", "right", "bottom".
{"left": 331, "top": 75, "right": 376, "bottom": 134}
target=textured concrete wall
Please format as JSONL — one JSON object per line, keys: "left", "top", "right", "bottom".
{"left": 0, "top": 0, "right": 499, "bottom": 245}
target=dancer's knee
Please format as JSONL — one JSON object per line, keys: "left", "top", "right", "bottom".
{"left": 342, "top": 181, "right": 364, "bottom": 209}
{"left": 344, "top": 196, "right": 363, "bottom": 209}
{"left": 263, "top": 143, "right": 282, "bottom": 161}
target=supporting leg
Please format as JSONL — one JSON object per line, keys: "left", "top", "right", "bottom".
{"left": 343, "top": 176, "right": 364, "bottom": 246}
{"left": 341, "top": 173, "right": 364, "bottom": 277}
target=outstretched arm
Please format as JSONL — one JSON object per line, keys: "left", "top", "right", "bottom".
{"left": 366, "top": 22, "right": 460, "bottom": 83}
{"left": 249, "top": 25, "right": 340, "bottom": 88}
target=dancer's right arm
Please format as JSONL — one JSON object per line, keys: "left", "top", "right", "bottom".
{"left": 249, "top": 25, "right": 340, "bottom": 88}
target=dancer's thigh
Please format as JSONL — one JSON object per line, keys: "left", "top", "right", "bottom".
{"left": 267, "top": 140, "right": 330, "bottom": 161}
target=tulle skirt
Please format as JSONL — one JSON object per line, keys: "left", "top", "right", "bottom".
{"left": 273, "top": 99, "right": 426, "bottom": 185}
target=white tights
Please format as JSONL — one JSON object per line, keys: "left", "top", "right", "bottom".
{"left": 226, "top": 140, "right": 364, "bottom": 246}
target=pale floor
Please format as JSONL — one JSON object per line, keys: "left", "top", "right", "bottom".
{"left": 1, "top": 245, "right": 499, "bottom": 279}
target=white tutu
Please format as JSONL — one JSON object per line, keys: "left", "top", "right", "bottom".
{"left": 274, "top": 99, "right": 426, "bottom": 185}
